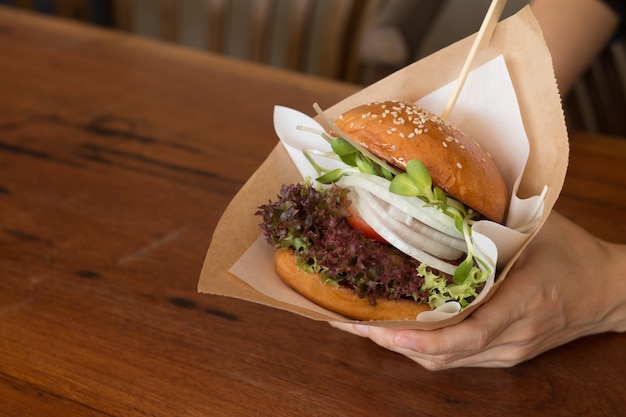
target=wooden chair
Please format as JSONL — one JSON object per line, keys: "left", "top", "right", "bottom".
{"left": 110, "top": 0, "right": 375, "bottom": 83}
{"left": 5, "top": 0, "right": 375, "bottom": 82}
{"left": 356, "top": 0, "right": 447, "bottom": 85}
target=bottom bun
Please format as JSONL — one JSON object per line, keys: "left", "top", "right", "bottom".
{"left": 274, "top": 248, "right": 431, "bottom": 321}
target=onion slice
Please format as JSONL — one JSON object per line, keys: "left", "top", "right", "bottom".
{"left": 384, "top": 204, "right": 468, "bottom": 253}
{"left": 351, "top": 187, "right": 459, "bottom": 276}
{"left": 348, "top": 189, "right": 465, "bottom": 259}
{"left": 341, "top": 173, "right": 463, "bottom": 239}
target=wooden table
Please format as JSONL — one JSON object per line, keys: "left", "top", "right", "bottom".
{"left": 1, "top": 6, "right": 625, "bottom": 416}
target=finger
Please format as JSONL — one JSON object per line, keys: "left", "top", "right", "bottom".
{"left": 386, "top": 331, "right": 541, "bottom": 370}
{"left": 387, "top": 316, "right": 558, "bottom": 370}
{"left": 328, "top": 321, "right": 370, "bottom": 338}
{"left": 342, "top": 325, "right": 487, "bottom": 370}
{"left": 407, "top": 343, "right": 534, "bottom": 370}
{"left": 329, "top": 322, "right": 454, "bottom": 369}
{"left": 331, "top": 321, "right": 531, "bottom": 369}
{"left": 333, "top": 314, "right": 508, "bottom": 361}
{"left": 391, "top": 314, "right": 506, "bottom": 357}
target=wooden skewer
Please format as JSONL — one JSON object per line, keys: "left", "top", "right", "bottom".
{"left": 441, "top": 0, "right": 508, "bottom": 120}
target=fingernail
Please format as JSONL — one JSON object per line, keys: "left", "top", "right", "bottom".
{"left": 353, "top": 324, "right": 370, "bottom": 336}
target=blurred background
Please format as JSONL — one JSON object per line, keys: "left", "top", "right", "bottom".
{"left": 2, "top": 0, "right": 624, "bottom": 135}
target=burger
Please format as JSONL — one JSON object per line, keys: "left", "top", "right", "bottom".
{"left": 257, "top": 100, "right": 508, "bottom": 321}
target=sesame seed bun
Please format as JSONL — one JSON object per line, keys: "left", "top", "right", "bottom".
{"left": 274, "top": 248, "right": 431, "bottom": 321}
{"left": 334, "top": 100, "right": 508, "bottom": 223}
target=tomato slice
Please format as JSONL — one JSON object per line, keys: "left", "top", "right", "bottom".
{"left": 346, "top": 205, "right": 388, "bottom": 244}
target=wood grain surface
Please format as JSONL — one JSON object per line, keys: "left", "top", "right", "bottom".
{"left": 1, "top": 6, "right": 625, "bottom": 417}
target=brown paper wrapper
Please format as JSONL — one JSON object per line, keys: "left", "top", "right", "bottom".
{"left": 198, "top": 6, "right": 569, "bottom": 330}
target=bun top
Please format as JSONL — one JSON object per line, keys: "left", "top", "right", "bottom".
{"left": 334, "top": 100, "right": 508, "bottom": 223}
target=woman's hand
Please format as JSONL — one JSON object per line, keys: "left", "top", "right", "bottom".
{"left": 330, "top": 211, "right": 626, "bottom": 370}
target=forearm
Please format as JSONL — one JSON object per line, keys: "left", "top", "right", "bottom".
{"left": 530, "top": 0, "right": 620, "bottom": 96}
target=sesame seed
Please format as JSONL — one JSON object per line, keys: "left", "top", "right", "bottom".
{"left": 456, "top": 162, "right": 463, "bottom": 169}
{"left": 442, "top": 141, "right": 448, "bottom": 148}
